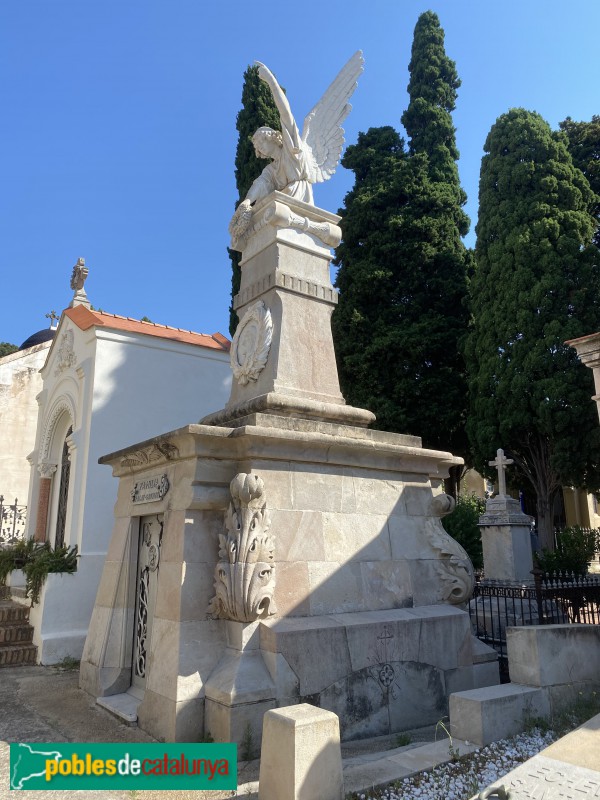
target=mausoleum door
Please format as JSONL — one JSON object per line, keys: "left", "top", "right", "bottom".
{"left": 54, "top": 426, "right": 72, "bottom": 548}
{"left": 131, "top": 514, "right": 163, "bottom": 695}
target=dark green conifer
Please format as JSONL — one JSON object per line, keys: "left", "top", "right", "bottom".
{"left": 333, "top": 12, "right": 470, "bottom": 485}
{"left": 466, "top": 108, "right": 600, "bottom": 549}
{"left": 560, "top": 115, "right": 600, "bottom": 247}
{"left": 228, "top": 66, "right": 281, "bottom": 335}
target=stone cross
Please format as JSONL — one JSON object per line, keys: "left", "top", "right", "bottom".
{"left": 489, "top": 448, "right": 514, "bottom": 497}
{"left": 45, "top": 310, "right": 59, "bottom": 330}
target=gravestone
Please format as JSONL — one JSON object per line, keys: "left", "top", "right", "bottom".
{"left": 480, "top": 449, "right": 534, "bottom": 582}
{"left": 80, "top": 55, "right": 488, "bottom": 748}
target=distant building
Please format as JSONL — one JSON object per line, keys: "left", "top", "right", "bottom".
{"left": 0, "top": 324, "right": 57, "bottom": 531}
{"left": 16, "top": 261, "right": 232, "bottom": 663}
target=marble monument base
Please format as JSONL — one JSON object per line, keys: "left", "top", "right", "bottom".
{"left": 79, "top": 415, "right": 492, "bottom": 746}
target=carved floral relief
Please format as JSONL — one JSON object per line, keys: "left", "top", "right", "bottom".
{"left": 208, "top": 473, "right": 276, "bottom": 622}
{"left": 54, "top": 330, "right": 77, "bottom": 376}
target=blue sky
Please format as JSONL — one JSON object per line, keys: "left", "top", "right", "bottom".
{"left": 1, "top": 1, "right": 598, "bottom": 347}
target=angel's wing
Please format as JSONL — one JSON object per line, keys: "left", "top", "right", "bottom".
{"left": 301, "top": 51, "right": 364, "bottom": 184}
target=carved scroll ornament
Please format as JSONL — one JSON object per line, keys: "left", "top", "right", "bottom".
{"left": 208, "top": 473, "right": 275, "bottom": 623}
{"left": 427, "top": 494, "right": 475, "bottom": 606}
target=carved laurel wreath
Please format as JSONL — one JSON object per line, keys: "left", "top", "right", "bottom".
{"left": 230, "top": 300, "right": 273, "bottom": 386}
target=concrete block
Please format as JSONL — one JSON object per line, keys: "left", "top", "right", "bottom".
{"left": 259, "top": 704, "right": 343, "bottom": 800}
{"left": 449, "top": 683, "right": 550, "bottom": 746}
{"left": 507, "top": 624, "right": 600, "bottom": 686}
{"left": 472, "top": 660, "right": 501, "bottom": 689}
{"left": 206, "top": 697, "right": 276, "bottom": 759}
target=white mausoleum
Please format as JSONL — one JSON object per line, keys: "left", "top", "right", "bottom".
{"left": 24, "top": 276, "right": 231, "bottom": 663}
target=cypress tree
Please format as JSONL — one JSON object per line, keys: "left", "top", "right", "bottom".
{"left": 466, "top": 108, "right": 600, "bottom": 549}
{"left": 333, "top": 12, "right": 470, "bottom": 485}
{"left": 560, "top": 115, "right": 600, "bottom": 247}
{"left": 228, "top": 66, "right": 281, "bottom": 335}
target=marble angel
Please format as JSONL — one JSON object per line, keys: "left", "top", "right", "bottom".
{"left": 229, "top": 51, "right": 364, "bottom": 241}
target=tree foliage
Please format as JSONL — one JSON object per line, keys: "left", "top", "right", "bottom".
{"left": 535, "top": 525, "right": 599, "bottom": 576}
{"left": 0, "top": 342, "right": 18, "bottom": 358}
{"left": 333, "top": 12, "right": 470, "bottom": 466}
{"left": 466, "top": 108, "right": 600, "bottom": 549}
{"left": 560, "top": 115, "right": 600, "bottom": 247}
{"left": 441, "top": 494, "right": 485, "bottom": 570}
{"left": 228, "top": 66, "right": 281, "bottom": 335}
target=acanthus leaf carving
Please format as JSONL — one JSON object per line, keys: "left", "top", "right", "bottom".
{"left": 208, "top": 473, "right": 276, "bottom": 623}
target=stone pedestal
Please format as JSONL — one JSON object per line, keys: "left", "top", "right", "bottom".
{"left": 479, "top": 495, "right": 534, "bottom": 582}
{"left": 80, "top": 195, "right": 485, "bottom": 746}
{"left": 202, "top": 192, "right": 374, "bottom": 429}
{"left": 259, "top": 704, "right": 344, "bottom": 800}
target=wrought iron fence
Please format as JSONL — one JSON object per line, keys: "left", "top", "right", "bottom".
{"left": 0, "top": 496, "right": 27, "bottom": 545}
{"left": 469, "top": 570, "right": 600, "bottom": 682}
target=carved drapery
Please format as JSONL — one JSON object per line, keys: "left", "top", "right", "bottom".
{"left": 427, "top": 494, "right": 475, "bottom": 606}
{"left": 208, "top": 473, "right": 275, "bottom": 622}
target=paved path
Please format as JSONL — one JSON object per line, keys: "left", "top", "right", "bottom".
{"left": 0, "top": 664, "right": 472, "bottom": 799}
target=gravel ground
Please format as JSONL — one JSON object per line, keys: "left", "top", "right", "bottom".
{"left": 350, "top": 728, "right": 558, "bottom": 800}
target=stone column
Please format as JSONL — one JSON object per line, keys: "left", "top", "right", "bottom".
{"left": 479, "top": 494, "right": 534, "bottom": 582}
{"left": 567, "top": 331, "right": 600, "bottom": 423}
{"left": 34, "top": 463, "right": 57, "bottom": 542}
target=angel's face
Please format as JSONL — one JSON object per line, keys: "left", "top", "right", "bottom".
{"left": 254, "top": 129, "right": 280, "bottom": 159}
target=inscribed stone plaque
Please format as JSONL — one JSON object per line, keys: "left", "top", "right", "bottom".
{"left": 483, "top": 754, "right": 600, "bottom": 799}
{"left": 131, "top": 474, "right": 169, "bottom": 504}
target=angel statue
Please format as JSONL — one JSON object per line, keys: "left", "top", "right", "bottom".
{"left": 229, "top": 52, "right": 364, "bottom": 243}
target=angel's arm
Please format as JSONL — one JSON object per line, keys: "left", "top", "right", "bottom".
{"left": 255, "top": 61, "right": 302, "bottom": 151}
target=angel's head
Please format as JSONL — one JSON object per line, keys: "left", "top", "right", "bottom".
{"left": 252, "top": 127, "right": 283, "bottom": 159}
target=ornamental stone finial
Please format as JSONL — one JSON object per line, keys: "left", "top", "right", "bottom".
{"left": 70, "top": 257, "right": 90, "bottom": 309}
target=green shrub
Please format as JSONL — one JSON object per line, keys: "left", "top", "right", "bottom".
{"left": 441, "top": 494, "right": 485, "bottom": 570}
{"left": 0, "top": 540, "right": 78, "bottom": 605}
{"left": 535, "top": 525, "right": 599, "bottom": 576}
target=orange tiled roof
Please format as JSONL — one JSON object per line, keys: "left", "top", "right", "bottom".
{"left": 64, "top": 306, "right": 230, "bottom": 351}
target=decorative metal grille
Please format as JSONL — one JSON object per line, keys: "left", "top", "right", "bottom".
{"left": 133, "top": 516, "right": 163, "bottom": 681}
{"left": 469, "top": 571, "right": 600, "bottom": 682}
{"left": 0, "top": 496, "right": 27, "bottom": 545}
{"left": 135, "top": 567, "right": 150, "bottom": 678}
{"left": 54, "top": 427, "right": 72, "bottom": 548}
